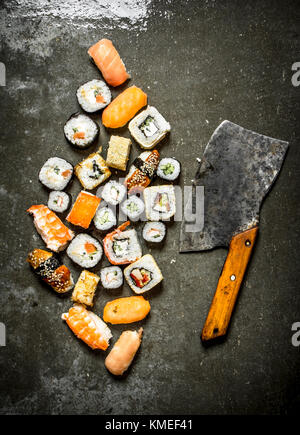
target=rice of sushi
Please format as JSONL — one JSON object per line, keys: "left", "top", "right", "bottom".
{"left": 128, "top": 106, "right": 171, "bottom": 149}
{"left": 142, "top": 221, "right": 166, "bottom": 243}
{"left": 101, "top": 180, "right": 126, "bottom": 206}
{"left": 157, "top": 158, "right": 181, "bottom": 181}
{"left": 48, "top": 191, "right": 70, "bottom": 213}
{"left": 77, "top": 79, "right": 111, "bottom": 113}
{"left": 67, "top": 233, "right": 102, "bottom": 268}
{"left": 124, "top": 254, "right": 163, "bottom": 294}
{"left": 121, "top": 195, "right": 145, "bottom": 221}
{"left": 64, "top": 113, "right": 99, "bottom": 148}
{"left": 100, "top": 266, "right": 123, "bottom": 289}
{"left": 94, "top": 206, "right": 116, "bottom": 231}
{"left": 39, "top": 157, "right": 73, "bottom": 190}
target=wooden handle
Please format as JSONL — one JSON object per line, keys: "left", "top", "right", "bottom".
{"left": 201, "top": 226, "right": 258, "bottom": 342}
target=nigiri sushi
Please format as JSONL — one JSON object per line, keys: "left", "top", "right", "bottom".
{"left": 102, "top": 86, "right": 147, "bottom": 129}
{"left": 27, "top": 249, "right": 74, "bottom": 293}
{"left": 124, "top": 150, "right": 160, "bottom": 193}
{"left": 62, "top": 304, "right": 112, "bottom": 350}
{"left": 27, "top": 205, "right": 74, "bottom": 252}
{"left": 67, "top": 191, "right": 101, "bottom": 229}
{"left": 103, "top": 296, "right": 150, "bottom": 324}
{"left": 105, "top": 328, "right": 143, "bottom": 376}
{"left": 88, "top": 39, "right": 130, "bottom": 87}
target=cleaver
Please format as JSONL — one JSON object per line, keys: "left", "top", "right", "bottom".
{"left": 180, "top": 121, "right": 288, "bottom": 342}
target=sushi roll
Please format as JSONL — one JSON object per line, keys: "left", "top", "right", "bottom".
{"left": 129, "top": 106, "right": 171, "bottom": 149}
{"left": 62, "top": 304, "right": 112, "bottom": 350}
{"left": 88, "top": 39, "right": 130, "bottom": 87}
{"left": 67, "top": 233, "right": 102, "bottom": 268}
{"left": 72, "top": 270, "right": 100, "bottom": 307}
{"left": 27, "top": 249, "right": 74, "bottom": 293}
{"left": 93, "top": 206, "right": 116, "bottom": 231}
{"left": 67, "top": 191, "right": 101, "bottom": 229}
{"left": 120, "top": 195, "right": 145, "bottom": 221}
{"left": 48, "top": 191, "right": 70, "bottom": 213}
{"left": 64, "top": 113, "right": 99, "bottom": 149}
{"left": 103, "top": 221, "right": 142, "bottom": 265}
{"left": 75, "top": 149, "right": 111, "bottom": 190}
{"left": 143, "top": 185, "right": 176, "bottom": 221}
{"left": 101, "top": 266, "right": 123, "bottom": 289}
{"left": 124, "top": 150, "right": 160, "bottom": 193}
{"left": 77, "top": 79, "right": 111, "bottom": 113}
{"left": 27, "top": 205, "right": 74, "bottom": 252}
{"left": 39, "top": 157, "right": 73, "bottom": 190}
{"left": 157, "top": 158, "right": 181, "bottom": 181}
{"left": 101, "top": 180, "right": 126, "bottom": 206}
{"left": 124, "top": 254, "right": 163, "bottom": 294}
{"left": 142, "top": 222, "right": 166, "bottom": 243}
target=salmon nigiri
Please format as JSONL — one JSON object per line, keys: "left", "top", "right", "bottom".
{"left": 102, "top": 86, "right": 147, "bottom": 129}
{"left": 27, "top": 205, "right": 74, "bottom": 252}
{"left": 62, "top": 304, "right": 112, "bottom": 350}
{"left": 103, "top": 296, "right": 151, "bottom": 324}
{"left": 88, "top": 39, "right": 130, "bottom": 87}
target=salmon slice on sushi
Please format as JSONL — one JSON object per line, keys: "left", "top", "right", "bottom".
{"left": 67, "top": 191, "right": 101, "bottom": 229}
{"left": 62, "top": 304, "right": 112, "bottom": 350}
{"left": 27, "top": 249, "right": 74, "bottom": 293}
{"left": 88, "top": 39, "right": 130, "bottom": 87}
{"left": 27, "top": 205, "right": 74, "bottom": 252}
{"left": 103, "top": 296, "right": 150, "bottom": 325}
{"left": 103, "top": 221, "right": 142, "bottom": 265}
{"left": 102, "top": 86, "right": 147, "bottom": 129}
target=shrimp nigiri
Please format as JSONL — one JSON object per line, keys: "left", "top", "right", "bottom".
{"left": 27, "top": 204, "right": 74, "bottom": 252}
{"left": 105, "top": 328, "right": 143, "bottom": 376}
{"left": 88, "top": 39, "right": 130, "bottom": 87}
{"left": 62, "top": 304, "right": 112, "bottom": 350}
{"left": 102, "top": 86, "right": 147, "bottom": 129}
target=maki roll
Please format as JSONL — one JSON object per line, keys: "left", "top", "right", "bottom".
{"left": 75, "top": 149, "right": 111, "bottom": 190}
{"left": 124, "top": 149, "right": 159, "bottom": 193}
{"left": 101, "top": 266, "right": 123, "bottom": 289}
{"left": 27, "top": 249, "right": 74, "bottom": 293}
{"left": 48, "top": 191, "right": 70, "bottom": 213}
{"left": 77, "top": 79, "right": 111, "bottom": 113}
{"left": 100, "top": 180, "right": 126, "bottom": 206}
{"left": 64, "top": 113, "right": 99, "bottom": 149}
{"left": 142, "top": 222, "right": 166, "bottom": 243}
{"left": 67, "top": 233, "right": 102, "bottom": 268}
{"left": 94, "top": 206, "right": 116, "bottom": 231}
{"left": 103, "top": 221, "right": 142, "bottom": 265}
{"left": 67, "top": 191, "right": 101, "bottom": 229}
{"left": 143, "top": 185, "right": 176, "bottom": 221}
{"left": 157, "top": 158, "right": 181, "bottom": 181}
{"left": 120, "top": 195, "right": 145, "bottom": 221}
{"left": 128, "top": 106, "right": 171, "bottom": 149}
{"left": 124, "top": 254, "right": 163, "bottom": 294}
{"left": 39, "top": 157, "right": 73, "bottom": 190}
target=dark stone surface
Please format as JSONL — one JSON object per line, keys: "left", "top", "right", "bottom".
{"left": 0, "top": 0, "right": 299, "bottom": 415}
